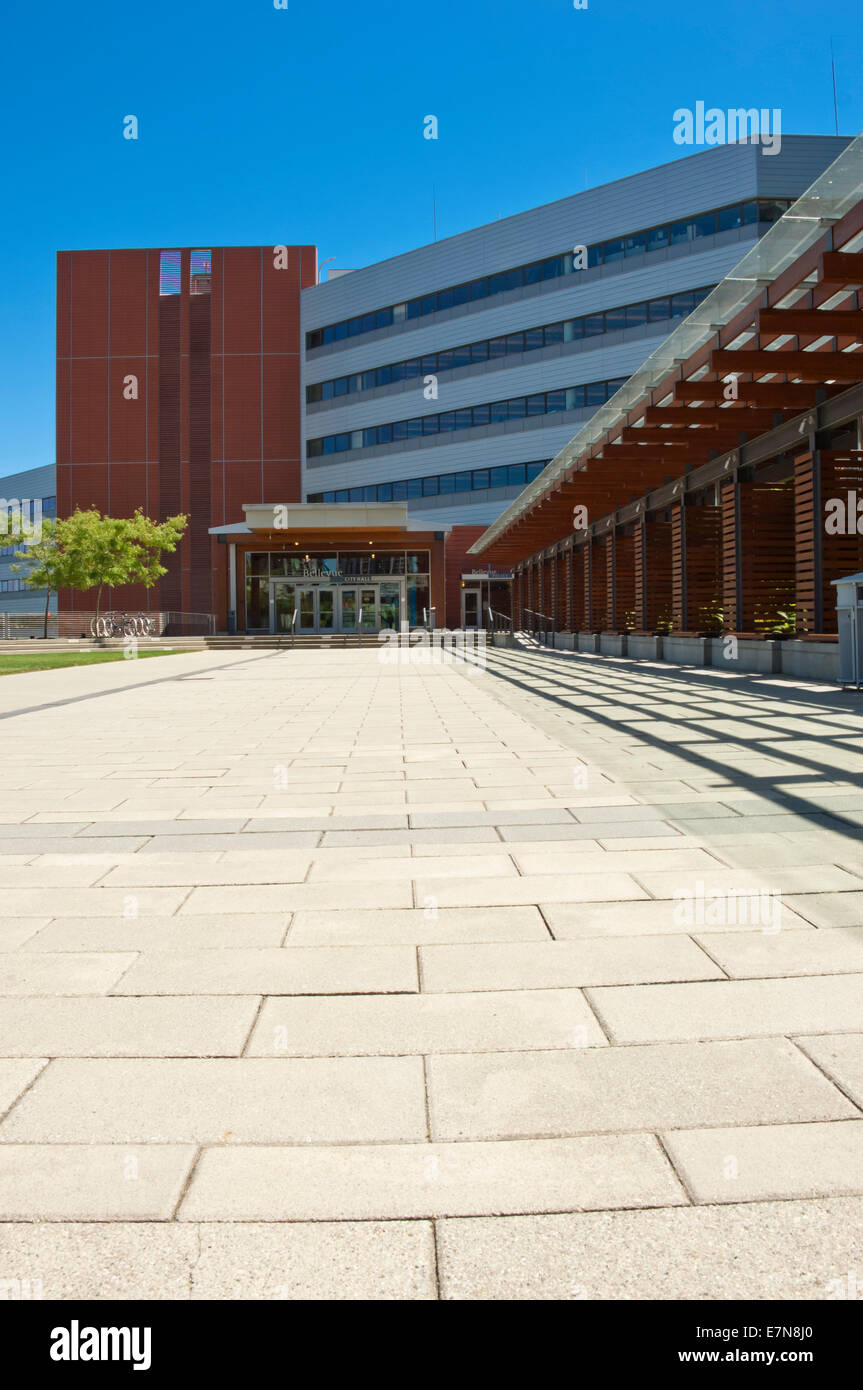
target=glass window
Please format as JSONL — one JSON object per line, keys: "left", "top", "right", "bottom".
{"left": 505, "top": 333, "right": 524, "bottom": 355}
{"left": 437, "top": 348, "right": 457, "bottom": 372}
{"left": 586, "top": 381, "right": 607, "bottom": 405}
{"left": 376, "top": 365, "right": 392, "bottom": 386}
{"left": 758, "top": 201, "right": 787, "bottom": 224}
{"left": 470, "top": 278, "right": 488, "bottom": 300}
{"left": 406, "top": 417, "right": 424, "bottom": 438}
{"left": 377, "top": 484, "right": 393, "bottom": 501}
{"left": 584, "top": 314, "right": 604, "bottom": 337}
{"left": 347, "top": 316, "right": 363, "bottom": 337}
{"left": 567, "top": 318, "right": 584, "bottom": 340}
{"left": 376, "top": 308, "right": 392, "bottom": 329}
{"left": 543, "top": 256, "right": 564, "bottom": 279}
{"left": 625, "top": 232, "right": 647, "bottom": 256}
{"left": 490, "top": 400, "right": 509, "bottom": 424}
{"left": 647, "top": 225, "right": 669, "bottom": 252}
{"left": 625, "top": 301, "right": 648, "bottom": 326}
{"left": 335, "top": 432, "right": 351, "bottom": 452}
{"left": 649, "top": 296, "right": 671, "bottom": 321}
{"left": 604, "top": 238, "right": 624, "bottom": 263}
{"left": 508, "top": 397, "right": 527, "bottom": 420}
{"left": 452, "top": 283, "right": 471, "bottom": 306}
{"left": 692, "top": 212, "right": 716, "bottom": 238}
{"left": 363, "top": 428, "right": 377, "bottom": 447}
{"left": 524, "top": 328, "right": 544, "bottom": 351}
{"left": 405, "top": 357, "right": 423, "bottom": 380}
{"left": 717, "top": 203, "right": 743, "bottom": 231}
{"left": 438, "top": 412, "right": 455, "bottom": 433}
{"left": 406, "top": 478, "right": 422, "bottom": 498}
{"left": 451, "top": 343, "right": 471, "bottom": 369}
{"left": 247, "top": 553, "right": 269, "bottom": 576}
{"left": 422, "top": 415, "right": 439, "bottom": 435}
{"left": 454, "top": 409, "right": 472, "bottom": 430}
{"left": 587, "top": 244, "right": 603, "bottom": 268}
{"left": 322, "top": 436, "right": 336, "bottom": 455}
{"left": 392, "top": 420, "right": 408, "bottom": 442}
{"left": 523, "top": 261, "right": 543, "bottom": 285}
{"left": 471, "top": 403, "right": 491, "bottom": 426}
{"left": 407, "top": 551, "right": 429, "bottom": 573}
{"left": 471, "top": 340, "right": 489, "bottom": 363}
{"left": 376, "top": 424, "right": 392, "bottom": 445}
{"left": 406, "top": 298, "right": 423, "bottom": 319}
{"left": 421, "top": 294, "right": 437, "bottom": 315}
{"left": 526, "top": 462, "right": 546, "bottom": 481}
{"left": 421, "top": 355, "right": 437, "bottom": 376}
{"left": 307, "top": 383, "right": 322, "bottom": 403}
{"left": 671, "top": 291, "right": 696, "bottom": 317}
{"left": 361, "top": 371, "right": 376, "bottom": 391}
{"left": 546, "top": 389, "right": 567, "bottom": 412}
{"left": 507, "top": 464, "right": 526, "bottom": 485}
{"left": 333, "top": 377, "right": 349, "bottom": 397}
{"left": 543, "top": 322, "right": 565, "bottom": 345}
{"left": 488, "top": 336, "right": 507, "bottom": 359}
{"left": 438, "top": 474, "right": 456, "bottom": 494}
{"left": 526, "top": 393, "right": 546, "bottom": 416}
{"left": 437, "top": 287, "right": 455, "bottom": 312}
{"left": 489, "top": 267, "right": 522, "bottom": 295}
{"left": 392, "top": 481, "right": 408, "bottom": 500}
{"left": 490, "top": 466, "right": 509, "bottom": 488}
{"left": 605, "top": 306, "right": 627, "bottom": 331}
{"left": 422, "top": 477, "right": 439, "bottom": 496}
{"left": 454, "top": 472, "right": 471, "bottom": 492}
{"left": 472, "top": 469, "right": 490, "bottom": 490}
{"left": 307, "top": 438, "right": 323, "bottom": 457}
{"left": 334, "top": 321, "right": 348, "bottom": 341}
{"left": 669, "top": 218, "right": 693, "bottom": 245}
{"left": 742, "top": 200, "right": 759, "bottom": 225}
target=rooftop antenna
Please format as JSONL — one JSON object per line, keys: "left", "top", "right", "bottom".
{"left": 830, "top": 39, "right": 840, "bottom": 134}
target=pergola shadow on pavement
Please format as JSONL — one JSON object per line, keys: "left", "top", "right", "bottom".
{"left": 1, "top": 646, "right": 863, "bottom": 1301}
{"left": 480, "top": 643, "right": 863, "bottom": 843}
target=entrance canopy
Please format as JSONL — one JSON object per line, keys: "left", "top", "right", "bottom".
{"left": 209, "top": 502, "right": 450, "bottom": 635}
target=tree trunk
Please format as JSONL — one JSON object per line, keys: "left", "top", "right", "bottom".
{"left": 43, "top": 588, "right": 50, "bottom": 640}
{"left": 95, "top": 584, "right": 103, "bottom": 624}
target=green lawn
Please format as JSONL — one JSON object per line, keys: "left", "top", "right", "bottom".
{"left": 0, "top": 649, "right": 197, "bottom": 676}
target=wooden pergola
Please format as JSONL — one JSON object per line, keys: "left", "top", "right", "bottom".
{"left": 470, "top": 189, "right": 863, "bottom": 639}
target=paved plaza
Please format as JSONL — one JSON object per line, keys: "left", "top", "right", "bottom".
{"left": 0, "top": 641, "right": 862, "bottom": 1299}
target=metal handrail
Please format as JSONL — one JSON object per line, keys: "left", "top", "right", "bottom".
{"left": 521, "top": 607, "right": 557, "bottom": 648}
{"left": 485, "top": 606, "right": 514, "bottom": 634}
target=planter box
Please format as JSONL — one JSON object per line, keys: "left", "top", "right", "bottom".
{"left": 780, "top": 640, "right": 839, "bottom": 683}
{"left": 599, "top": 633, "right": 627, "bottom": 657}
{"left": 577, "top": 632, "right": 600, "bottom": 654}
{"left": 627, "top": 634, "right": 663, "bottom": 661}
{"left": 553, "top": 633, "right": 575, "bottom": 651}
{"left": 491, "top": 632, "right": 514, "bottom": 648}
{"left": 707, "top": 637, "right": 780, "bottom": 675}
{"left": 662, "top": 635, "right": 709, "bottom": 667}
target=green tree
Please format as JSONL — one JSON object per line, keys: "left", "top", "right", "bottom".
{"left": 14, "top": 509, "right": 188, "bottom": 635}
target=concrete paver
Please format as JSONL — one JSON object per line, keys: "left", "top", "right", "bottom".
{"left": 2, "top": 643, "right": 863, "bottom": 1299}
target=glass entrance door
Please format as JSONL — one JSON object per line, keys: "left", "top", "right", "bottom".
{"left": 318, "top": 588, "right": 335, "bottom": 632}
{"left": 340, "top": 589, "right": 359, "bottom": 632}
{"left": 297, "top": 588, "right": 317, "bottom": 632}
{"left": 462, "top": 587, "right": 482, "bottom": 628}
{"left": 359, "top": 588, "right": 378, "bottom": 632}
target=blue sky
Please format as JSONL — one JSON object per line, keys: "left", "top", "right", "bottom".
{"left": 1, "top": 0, "right": 861, "bottom": 473}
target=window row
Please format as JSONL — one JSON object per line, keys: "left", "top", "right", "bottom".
{"left": 305, "top": 201, "right": 793, "bottom": 349}
{"left": 307, "top": 459, "right": 550, "bottom": 504}
{"left": 307, "top": 287, "right": 714, "bottom": 403}
{"left": 306, "top": 379, "right": 628, "bottom": 458}
{"left": 244, "top": 551, "right": 430, "bottom": 577}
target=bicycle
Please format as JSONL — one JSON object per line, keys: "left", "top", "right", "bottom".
{"left": 89, "top": 612, "right": 158, "bottom": 639}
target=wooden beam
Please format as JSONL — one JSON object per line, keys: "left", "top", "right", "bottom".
{"left": 758, "top": 308, "right": 863, "bottom": 337}
{"left": 644, "top": 406, "right": 784, "bottom": 428}
{"left": 819, "top": 252, "right": 863, "bottom": 287}
{"left": 711, "top": 349, "right": 863, "bottom": 381}
{"left": 675, "top": 380, "right": 821, "bottom": 408}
